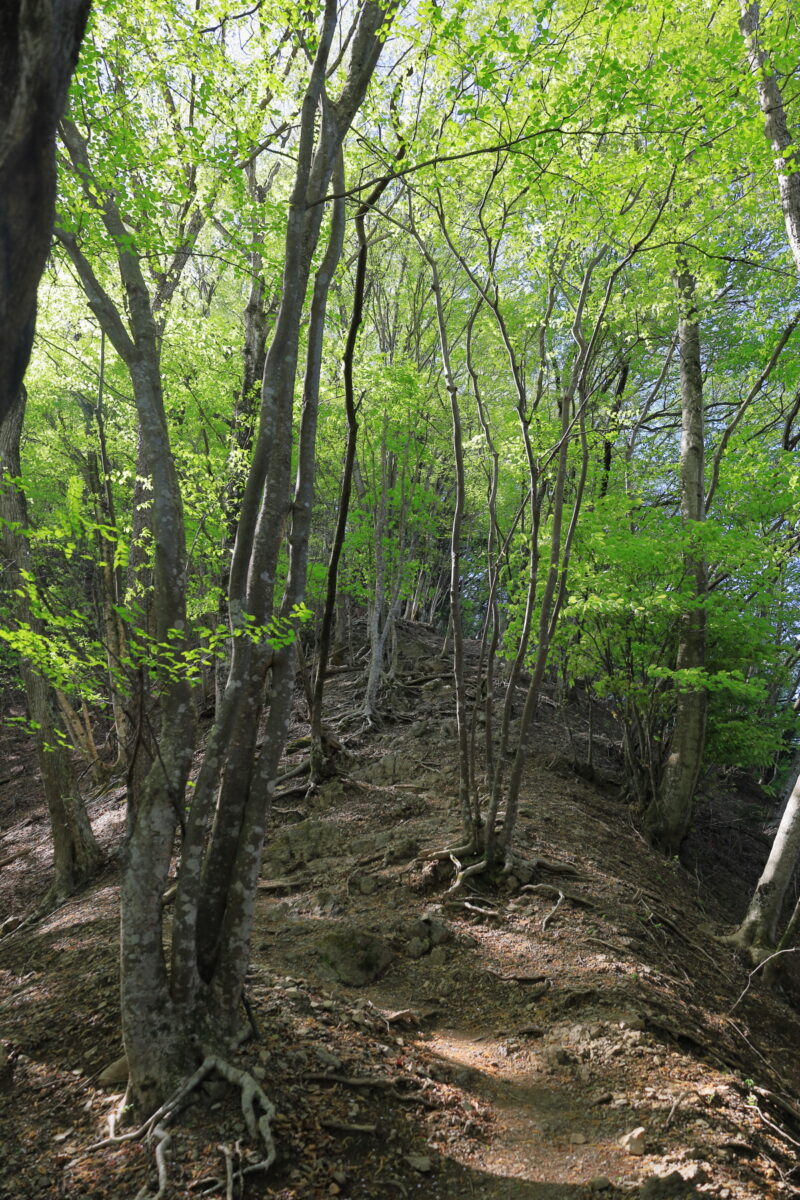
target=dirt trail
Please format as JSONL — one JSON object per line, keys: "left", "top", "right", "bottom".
{"left": 2, "top": 635, "right": 800, "bottom": 1198}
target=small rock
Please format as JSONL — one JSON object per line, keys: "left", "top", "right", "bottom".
{"left": 569, "top": 1132, "right": 587, "bottom": 1145}
{"left": 317, "top": 928, "right": 393, "bottom": 986}
{"left": 681, "top": 1164, "right": 708, "bottom": 1185}
{"left": 425, "top": 918, "right": 451, "bottom": 946}
{"left": 405, "top": 1154, "right": 432, "bottom": 1173}
{"left": 383, "top": 837, "right": 419, "bottom": 865}
{"left": 618, "top": 1126, "right": 646, "bottom": 1155}
{"left": 97, "top": 1055, "right": 129, "bottom": 1086}
{"left": 589, "top": 1179, "right": 612, "bottom": 1193}
{"left": 454, "top": 1067, "right": 478, "bottom": 1088}
{"left": 428, "top": 946, "right": 448, "bottom": 967}
{"left": 640, "top": 1170, "right": 698, "bottom": 1198}
{"left": 407, "top": 937, "right": 429, "bottom": 959}
{"left": 543, "top": 1045, "right": 573, "bottom": 1068}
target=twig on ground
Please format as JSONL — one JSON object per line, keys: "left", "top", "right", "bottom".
{"left": 755, "top": 1103, "right": 800, "bottom": 1149}
{"left": 304, "top": 1073, "right": 401, "bottom": 1088}
{"left": 663, "top": 1090, "right": 700, "bottom": 1128}
{"left": 443, "top": 899, "right": 501, "bottom": 919}
{"left": 219, "top": 1143, "right": 234, "bottom": 1200}
{"left": 728, "top": 948, "right": 798, "bottom": 1014}
{"left": 320, "top": 1119, "right": 377, "bottom": 1133}
{"left": 542, "top": 890, "right": 565, "bottom": 931}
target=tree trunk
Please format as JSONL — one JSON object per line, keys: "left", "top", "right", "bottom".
{"left": 740, "top": 2, "right": 800, "bottom": 274}
{"left": 0, "top": 0, "right": 90, "bottom": 421}
{"left": 0, "top": 388, "right": 102, "bottom": 904}
{"left": 311, "top": 164, "right": 396, "bottom": 778}
{"left": 724, "top": 770, "right": 800, "bottom": 964}
{"left": 169, "top": 0, "right": 392, "bottom": 1099}
{"left": 644, "top": 267, "right": 707, "bottom": 855}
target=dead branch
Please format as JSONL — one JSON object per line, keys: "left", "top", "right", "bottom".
{"left": 728, "top": 948, "right": 798, "bottom": 1014}
{"left": 304, "top": 1073, "right": 402, "bottom": 1088}
{"left": 521, "top": 883, "right": 597, "bottom": 908}
{"left": 542, "top": 890, "right": 565, "bottom": 931}
{"left": 320, "top": 1119, "right": 377, "bottom": 1133}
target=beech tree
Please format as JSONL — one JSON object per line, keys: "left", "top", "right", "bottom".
{"left": 0, "top": 0, "right": 90, "bottom": 422}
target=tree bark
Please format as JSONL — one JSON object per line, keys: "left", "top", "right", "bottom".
{"left": 740, "top": 2, "right": 800, "bottom": 274}
{"left": 169, "top": 0, "right": 393, "bottom": 1097}
{"left": 724, "top": 770, "right": 800, "bottom": 964}
{"left": 0, "top": 388, "right": 102, "bottom": 904}
{"left": 0, "top": 0, "right": 90, "bottom": 421}
{"left": 310, "top": 163, "right": 398, "bottom": 778}
{"left": 644, "top": 267, "right": 707, "bottom": 855}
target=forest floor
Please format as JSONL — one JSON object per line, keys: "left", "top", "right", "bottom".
{"left": 2, "top": 621, "right": 800, "bottom": 1200}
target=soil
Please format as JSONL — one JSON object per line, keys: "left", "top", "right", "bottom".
{"left": 2, "top": 623, "right": 800, "bottom": 1200}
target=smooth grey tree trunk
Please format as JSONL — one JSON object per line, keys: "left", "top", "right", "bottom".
{"left": 740, "top": 2, "right": 800, "bottom": 274}
{"left": 725, "top": 771, "right": 800, "bottom": 963}
{"left": 55, "top": 0, "right": 392, "bottom": 1116}
{"left": 727, "top": 2, "right": 800, "bottom": 964}
{"left": 645, "top": 268, "right": 707, "bottom": 855}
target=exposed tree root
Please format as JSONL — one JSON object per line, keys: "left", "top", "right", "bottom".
{"left": 424, "top": 838, "right": 581, "bottom": 896}
{"left": 135, "top": 1123, "right": 171, "bottom": 1200}
{"left": 275, "top": 759, "right": 310, "bottom": 784}
{"left": 88, "top": 1055, "right": 276, "bottom": 1200}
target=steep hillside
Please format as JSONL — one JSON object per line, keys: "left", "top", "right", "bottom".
{"left": 1, "top": 625, "right": 800, "bottom": 1200}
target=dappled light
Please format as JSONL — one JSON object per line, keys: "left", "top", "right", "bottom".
{"left": 2, "top": 0, "right": 800, "bottom": 1195}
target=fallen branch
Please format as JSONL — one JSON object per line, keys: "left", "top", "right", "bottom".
{"left": 0, "top": 846, "right": 33, "bottom": 870}
{"left": 521, "top": 883, "right": 597, "bottom": 908}
{"left": 304, "top": 1073, "right": 402, "bottom": 1089}
{"left": 320, "top": 1119, "right": 377, "bottom": 1133}
{"left": 728, "top": 948, "right": 798, "bottom": 1014}
{"left": 542, "top": 891, "right": 565, "bottom": 931}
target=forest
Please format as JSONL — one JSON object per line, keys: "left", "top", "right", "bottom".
{"left": 3, "top": 0, "right": 800, "bottom": 1196}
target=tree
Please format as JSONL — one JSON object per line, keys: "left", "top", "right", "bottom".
{"left": 0, "top": 387, "right": 102, "bottom": 903}
{"left": 115, "top": 0, "right": 393, "bottom": 1116}
{"left": 643, "top": 265, "right": 708, "bottom": 854}
{"left": 0, "top": 0, "right": 90, "bottom": 422}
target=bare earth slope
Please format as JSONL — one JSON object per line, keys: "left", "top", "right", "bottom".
{"left": 2, "top": 625, "right": 800, "bottom": 1200}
